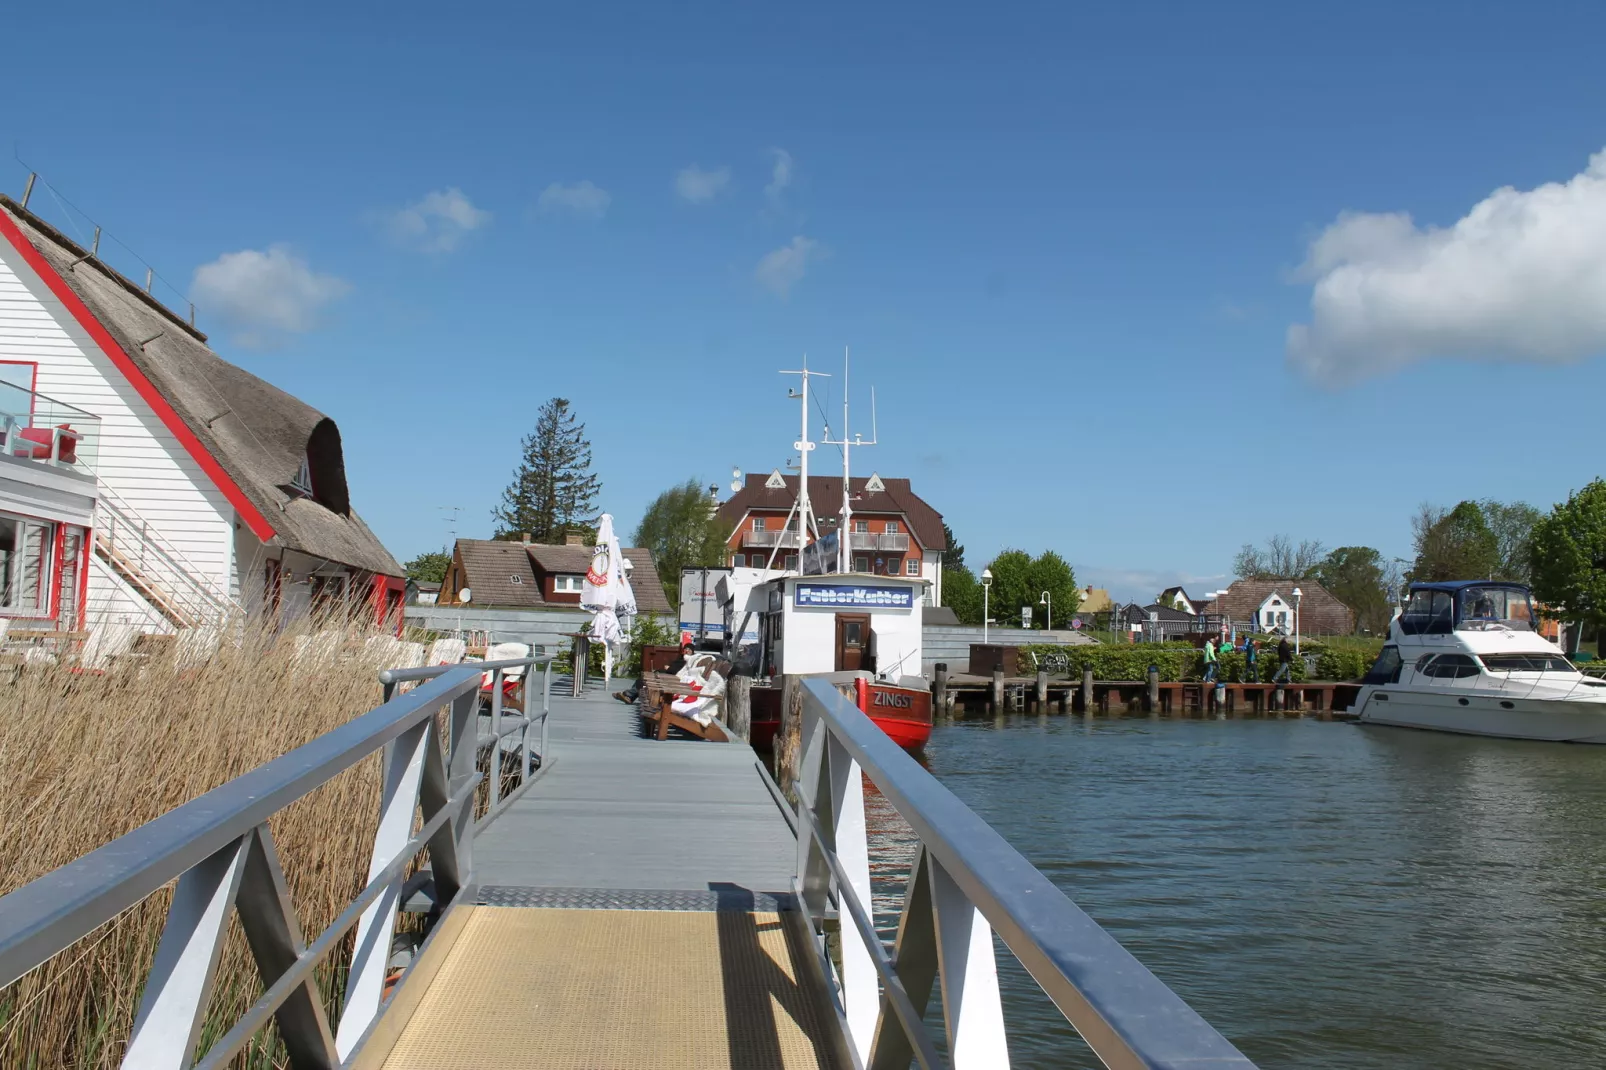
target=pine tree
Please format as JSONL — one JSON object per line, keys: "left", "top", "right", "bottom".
{"left": 494, "top": 398, "right": 601, "bottom": 542}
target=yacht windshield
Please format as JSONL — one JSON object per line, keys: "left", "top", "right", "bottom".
{"left": 1455, "top": 585, "right": 1535, "bottom": 631}
{"left": 1479, "top": 653, "right": 1574, "bottom": 673}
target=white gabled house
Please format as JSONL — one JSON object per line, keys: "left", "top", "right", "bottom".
{"left": 0, "top": 194, "right": 402, "bottom": 647}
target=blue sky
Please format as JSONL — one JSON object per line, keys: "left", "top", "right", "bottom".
{"left": 9, "top": 1, "right": 1606, "bottom": 601}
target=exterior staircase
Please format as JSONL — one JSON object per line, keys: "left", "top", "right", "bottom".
{"left": 92, "top": 486, "right": 241, "bottom": 629}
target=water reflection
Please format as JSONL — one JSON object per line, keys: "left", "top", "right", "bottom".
{"left": 863, "top": 717, "right": 1606, "bottom": 1069}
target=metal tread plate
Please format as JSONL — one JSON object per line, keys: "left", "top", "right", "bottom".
{"left": 476, "top": 885, "right": 797, "bottom": 913}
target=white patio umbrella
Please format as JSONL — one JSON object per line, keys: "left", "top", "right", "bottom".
{"left": 581, "top": 513, "right": 637, "bottom": 682}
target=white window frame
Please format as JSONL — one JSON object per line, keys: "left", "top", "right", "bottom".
{"left": 886, "top": 519, "right": 900, "bottom": 534}
{"left": 752, "top": 517, "right": 768, "bottom": 531}
{"left": 553, "top": 575, "right": 583, "bottom": 593}
{"left": 906, "top": 558, "right": 919, "bottom": 576}
{"left": 0, "top": 511, "right": 56, "bottom": 618}
{"left": 732, "top": 553, "right": 746, "bottom": 568}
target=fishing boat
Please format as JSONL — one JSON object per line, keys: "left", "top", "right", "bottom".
{"left": 1354, "top": 580, "right": 1606, "bottom": 743}
{"left": 718, "top": 354, "right": 934, "bottom": 750}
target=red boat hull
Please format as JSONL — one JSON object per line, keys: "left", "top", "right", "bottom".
{"left": 748, "top": 678, "right": 932, "bottom": 750}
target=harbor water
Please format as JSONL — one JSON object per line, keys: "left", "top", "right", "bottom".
{"left": 866, "top": 713, "right": 1606, "bottom": 1069}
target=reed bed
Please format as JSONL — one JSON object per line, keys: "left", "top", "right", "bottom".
{"left": 0, "top": 616, "right": 409, "bottom": 1069}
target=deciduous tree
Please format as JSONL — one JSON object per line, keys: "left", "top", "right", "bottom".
{"left": 1410, "top": 501, "right": 1498, "bottom": 582}
{"left": 632, "top": 479, "right": 729, "bottom": 605}
{"left": 981, "top": 549, "right": 1081, "bottom": 629}
{"left": 1531, "top": 480, "right": 1606, "bottom": 635}
{"left": 1480, "top": 499, "right": 1543, "bottom": 585}
{"left": 403, "top": 548, "right": 451, "bottom": 584}
{"left": 494, "top": 398, "right": 601, "bottom": 543}
{"left": 1234, "top": 535, "right": 1327, "bottom": 580}
{"left": 1315, "top": 546, "right": 1390, "bottom": 634}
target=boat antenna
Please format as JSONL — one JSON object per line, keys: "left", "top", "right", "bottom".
{"left": 767, "top": 357, "right": 829, "bottom": 572}
{"left": 823, "top": 345, "right": 876, "bottom": 573}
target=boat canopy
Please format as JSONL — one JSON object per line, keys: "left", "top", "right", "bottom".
{"left": 1400, "top": 582, "right": 1536, "bottom": 635}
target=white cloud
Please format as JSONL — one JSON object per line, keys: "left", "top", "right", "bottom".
{"left": 385, "top": 188, "right": 491, "bottom": 252}
{"left": 536, "top": 180, "right": 611, "bottom": 220}
{"left": 764, "top": 148, "right": 793, "bottom": 205}
{"left": 754, "top": 236, "right": 821, "bottom": 297}
{"left": 1288, "top": 148, "right": 1606, "bottom": 384}
{"left": 191, "top": 245, "right": 349, "bottom": 347}
{"left": 676, "top": 164, "right": 730, "bottom": 204}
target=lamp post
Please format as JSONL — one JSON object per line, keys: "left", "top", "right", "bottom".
{"left": 1291, "top": 587, "right": 1303, "bottom": 657}
{"left": 1039, "top": 590, "right": 1052, "bottom": 633}
{"left": 982, "top": 568, "right": 994, "bottom": 643}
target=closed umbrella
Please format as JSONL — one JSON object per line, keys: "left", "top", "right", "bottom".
{"left": 582, "top": 514, "right": 637, "bottom": 682}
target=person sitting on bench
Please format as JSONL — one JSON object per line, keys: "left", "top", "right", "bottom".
{"left": 614, "top": 640, "right": 695, "bottom": 704}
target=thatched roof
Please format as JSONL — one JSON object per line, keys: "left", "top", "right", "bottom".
{"left": 0, "top": 197, "right": 400, "bottom": 577}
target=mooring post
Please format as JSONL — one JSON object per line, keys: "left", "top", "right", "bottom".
{"left": 1274, "top": 685, "right": 1286, "bottom": 714}
{"left": 777, "top": 674, "right": 803, "bottom": 794}
{"left": 727, "top": 674, "right": 752, "bottom": 742}
{"left": 1146, "top": 666, "right": 1159, "bottom": 713}
{"left": 991, "top": 668, "right": 1004, "bottom": 712}
{"left": 1081, "top": 667, "right": 1094, "bottom": 715}
{"left": 934, "top": 662, "right": 948, "bottom": 715}
{"left": 1035, "top": 669, "right": 1048, "bottom": 712}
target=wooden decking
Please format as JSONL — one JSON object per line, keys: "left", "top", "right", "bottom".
{"left": 365, "top": 678, "right": 845, "bottom": 1070}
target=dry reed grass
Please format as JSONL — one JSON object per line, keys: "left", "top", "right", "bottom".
{"left": 0, "top": 615, "right": 409, "bottom": 1069}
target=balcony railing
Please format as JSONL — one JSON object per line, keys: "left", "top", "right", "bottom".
{"left": 742, "top": 529, "right": 804, "bottom": 549}
{"left": 848, "top": 532, "right": 910, "bottom": 552}
{"left": 0, "top": 381, "right": 99, "bottom": 474}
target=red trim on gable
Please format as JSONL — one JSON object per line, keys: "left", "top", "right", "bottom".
{"left": 0, "top": 210, "right": 278, "bottom": 542}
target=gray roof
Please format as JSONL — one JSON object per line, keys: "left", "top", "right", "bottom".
{"left": 453, "top": 539, "right": 673, "bottom": 615}
{"left": 1, "top": 197, "right": 400, "bottom": 577}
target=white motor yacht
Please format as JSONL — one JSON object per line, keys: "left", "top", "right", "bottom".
{"left": 1355, "top": 581, "right": 1606, "bottom": 743}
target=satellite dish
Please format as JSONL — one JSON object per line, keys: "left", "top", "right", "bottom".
{"left": 731, "top": 465, "right": 742, "bottom": 480}
{"left": 458, "top": 588, "right": 471, "bottom": 603}
{"left": 730, "top": 480, "right": 742, "bottom": 493}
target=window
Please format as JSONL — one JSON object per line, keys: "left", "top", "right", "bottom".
{"left": 1264, "top": 611, "right": 1275, "bottom": 627}
{"left": 0, "top": 514, "right": 52, "bottom": 616}
{"left": 287, "top": 455, "right": 315, "bottom": 500}
{"left": 732, "top": 553, "right": 746, "bottom": 568}
{"left": 57, "top": 527, "right": 84, "bottom": 629}
{"left": 885, "top": 520, "right": 900, "bottom": 534}
{"left": 553, "top": 575, "right": 583, "bottom": 593}
{"left": 1277, "top": 611, "right": 1287, "bottom": 626}
{"left": 906, "top": 558, "right": 920, "bottom": 576}
{"left": 1457, "top": 585, "right": 1536, "bottom": 631}
{"left": 885, "top": 557, "right": 901, "bottom": 575}
{"left": 1422, "top": 654, "right": 1479, "bottom": 679}
{"left": 784, "top": 554, "right": 799, "bottom": 571}
{"left": 853, "top": 519, "right": 869, "bottom": 534}
{"left": 1362, "top": 646, "right": 1403, "bottom": 684}
{"left": 264, "top": 559, "right": 283, "bottom": 613}
{"left": 752, "top": 517, "right": 768, "bottom": 531}
{"left": 854, "top": 556, "right": 869, "bottom": 572}
{"left": 1400, "top": 589, "right": 1455, "bottom": 635}
{"left": 1481, "top": 653, "right": 1575, "bottom": 673}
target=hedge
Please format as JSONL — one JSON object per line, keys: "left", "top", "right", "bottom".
{"left": 1015, "top": 642, "right": 1317, "bottom": 682}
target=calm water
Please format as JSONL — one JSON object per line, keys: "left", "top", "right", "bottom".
{"left": 864, "top": 713, "right": 1606, "bottom": 1069}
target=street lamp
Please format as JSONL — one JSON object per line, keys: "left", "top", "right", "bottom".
{"left": 982, "top": 568, "right": 994, "bottom": 643}
{"left": 1039, "top": 590, "right": 1052, "bottom": 632}
{"left": 1291, "top": 587, "right": 1303, "bottom": 657}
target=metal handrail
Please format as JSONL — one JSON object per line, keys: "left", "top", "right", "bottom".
{"left": 93, "top": 483, "right": 242, "bottom": 621}
{"left": 795, "top": 677, "right": 1256, "bottom": 1069}
{"left": 0, "top": 655, "right": 550, "bottom": 1066}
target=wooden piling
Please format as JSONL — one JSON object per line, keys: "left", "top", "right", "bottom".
{"left": 1080, "top": 668, "right": 1094, "bottom": 714}
{"left": 1035, "top": 670, "right": 1048, "bottom": 711}
{"left": 777, "top": 674, "right": 803, "bottom": 794}
{"left": 934, "top": 663, "right": 948, "bottom": 714}
{"left": 1145, "top": 667, "right": 1159, "bottom": 713}
{"left": 991, "top": 668, "right": 1005, "bottom": 711}
{"left": 726, "top": 675, "right": 751, "bottom": 742}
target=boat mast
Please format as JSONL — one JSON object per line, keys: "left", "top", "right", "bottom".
{"left": 823, "top": 346, "right": 876, "bottom": 573}
{"left": 767, "top": 359, "right": 828, "bottom": 572}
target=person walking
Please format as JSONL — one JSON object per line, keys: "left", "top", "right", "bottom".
{"left": 1271, "top": 635, "right": 1293, "bottom": 684}
{"left": 1244, "top": 638, "right": 1259, "bottom": 682}
{"left": 1202, "top": 636, "right": 1218, "bottom": 682}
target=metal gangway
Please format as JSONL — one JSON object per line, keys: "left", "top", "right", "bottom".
{"left": 0, "top": 657, "right": 1257, "bottom": 1069}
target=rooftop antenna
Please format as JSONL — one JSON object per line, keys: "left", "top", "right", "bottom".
{"left": 823, "top": 345, "right": 877, "bottom": 573}
{"left": 436, "top": 504, "right": 464, "bottom": 544}
{"left": 766, "top": 357, "right": 829, "bottom": 572}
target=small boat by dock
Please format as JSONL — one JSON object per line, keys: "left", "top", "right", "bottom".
{"left": 749, "top": 671, "right": 934, "bottom": 749}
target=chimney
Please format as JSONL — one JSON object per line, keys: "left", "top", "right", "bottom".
{"left": 565, "top": 532, "right": 586, "bottom": 546}
{"left": 517, "top": 532, "right": 532, "bottom": 544}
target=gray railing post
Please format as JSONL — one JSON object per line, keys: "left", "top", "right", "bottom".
{"left": 488, "top": 667, "right": 504, "bottom": 807}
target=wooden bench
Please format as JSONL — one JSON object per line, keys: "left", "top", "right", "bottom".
{"left": 639, "top": 675, "right": 728, "bottom": 742}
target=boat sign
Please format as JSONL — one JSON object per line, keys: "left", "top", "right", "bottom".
{"left": 795, "top": 583, "right": 915, "bottom": 609}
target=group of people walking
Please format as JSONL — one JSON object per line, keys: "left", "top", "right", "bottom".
{"left": 1201, "top": 634, "right": 1293, "bottom": 683}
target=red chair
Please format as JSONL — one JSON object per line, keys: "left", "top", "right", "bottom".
{"left": 15, "top": 424, "right": 78, "bottom": 464}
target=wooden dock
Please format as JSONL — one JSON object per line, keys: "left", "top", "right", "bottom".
{"left": 366, "top": 679, "right": 850, "bottom": 1070}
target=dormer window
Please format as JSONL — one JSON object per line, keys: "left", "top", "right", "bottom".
{"left": 287, "top": 455, "right": 315, "bottom": 500}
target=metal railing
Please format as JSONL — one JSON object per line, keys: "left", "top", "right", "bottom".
{"left": 792, "top": 677, "right": 1256, "bottom": 1069}
{"left": 93, "top": 483, "right": 243, "bottom": 627}
{"left": 848, "top": 532, "right": 911, "bottom": 552}
{"left": 0, "top": 655, "right": 551, "bottom": 1070}
{"left": 378, "top": 655, "right": 554, "bottom": 814}
{"left": 0, "top": 380, "right": 101, "bottom": 473}
{"left": 742, "top": 528, "right": 804, "bottom": 548}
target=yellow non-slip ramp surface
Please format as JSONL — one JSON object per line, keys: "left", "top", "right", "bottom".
{"left": 380, "top": 907, "right": 847, "bottom": 1070}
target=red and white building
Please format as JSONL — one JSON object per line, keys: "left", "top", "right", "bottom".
{"left": 716, "top": 472, "right": 949, "bottom": 604}
{"left": 0, "top": 192, "right": 402, "bottom": 645}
